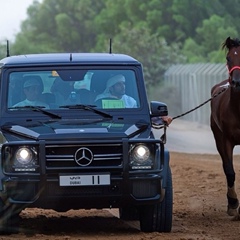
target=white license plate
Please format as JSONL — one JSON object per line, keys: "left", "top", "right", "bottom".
{"left": 59, "top": 174, "right": 110, "bottom": 186}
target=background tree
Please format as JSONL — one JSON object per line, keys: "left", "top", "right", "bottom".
{"left": 12, "top": 0, "right": 105, "bottom": 54}
{"left": 1, "top": 0, "right": 240, "bottom": 86}
{"left": 108, "top": 24, "right": 185, "bottom": 88}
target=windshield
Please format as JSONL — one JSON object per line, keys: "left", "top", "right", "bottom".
{"left": 7, "top": 69, "right": 140, "bottom": 110}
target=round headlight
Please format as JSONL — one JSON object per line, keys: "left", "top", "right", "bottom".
{"left": 15, "top": 147, "right": 33, "bottom": 165}
{"left": 132, "top": 145, "right": 150, "bottom": 163}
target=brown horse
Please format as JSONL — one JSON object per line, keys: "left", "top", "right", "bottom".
{"left": 211, "top": 37, "right": 240, "bottom": 218}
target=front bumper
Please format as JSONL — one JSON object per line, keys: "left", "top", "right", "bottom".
{"left": 1, "top": 139, "right": 169, "bottom": 210}
{"left": 2, "top": 172, "right": 163, "bottom": 211}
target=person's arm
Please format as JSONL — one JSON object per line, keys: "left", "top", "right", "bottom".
{"left": 151, "top": 116, "right": 172, "bottom": 127}
{"left": 161, "top": 116, "right": 172, "bottom": 126}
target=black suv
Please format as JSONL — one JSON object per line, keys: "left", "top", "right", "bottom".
{"left": 0, "top": 52, "right": 172, "bottom": 233}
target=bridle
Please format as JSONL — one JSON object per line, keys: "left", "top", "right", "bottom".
{"left": 227, "top": 65, "right": 240, "bottom": 86}
{"left": 228, "top": 66, "right": 240, "bottom": 75}
{"left": 226, "top": 48, "right": 240, "bottom": 82}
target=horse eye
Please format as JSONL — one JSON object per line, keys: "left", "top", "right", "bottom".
{"left": 226, "top": 56, "right": 231, "bottom": 62}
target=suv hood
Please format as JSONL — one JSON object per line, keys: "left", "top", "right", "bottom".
{"left": 2, "top": 119, "right": 150, "bottom": 141}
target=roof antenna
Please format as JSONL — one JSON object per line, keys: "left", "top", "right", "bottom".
{"left": 6, "top": 40, "right": 10, "bottom": 57}
{"left": 109, "top": 38, "right": 112, "bottom": 54}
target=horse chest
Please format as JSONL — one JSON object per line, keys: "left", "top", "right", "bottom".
{"left": 231, "top": 131, "right": 240, "bottom": 143}
{"left": 222, "top": 124, "right": 240, "bottom": 143}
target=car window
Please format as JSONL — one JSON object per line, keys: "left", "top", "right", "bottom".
{"left": 7, "top": 69, "right": 140, "bottom": 110}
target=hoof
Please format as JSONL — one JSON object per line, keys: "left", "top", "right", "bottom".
{"left": 231, "top": 207, "right": 240, "bottom": 221}
{"left": 227, "top": 206, "right": 238, "bottom": 216}
{"left": 227, "top": 197, "right": 239, "bottom": 216}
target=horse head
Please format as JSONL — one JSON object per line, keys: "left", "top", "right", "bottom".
{"left": 223, "top": 37, "right": 240, "bottom": 91}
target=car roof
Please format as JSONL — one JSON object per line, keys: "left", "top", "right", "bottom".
{"left": 0, "top": 53, "right": 140, "bottom": 67}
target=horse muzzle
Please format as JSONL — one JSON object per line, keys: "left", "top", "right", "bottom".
{"left": 228, "top": 66, "right": 240, "bottom": 91}
{"left": 230, "top": 81, "right": 240, "bottom": 92}
{"left": 231, "top": 81, "right": 240, "bottom": 90}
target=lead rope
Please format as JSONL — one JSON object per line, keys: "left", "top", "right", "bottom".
{"left": 172, "top": 86, "right": 227, "bottom": 120}
{"left": 153, "top": 86, "right": 228, "bottom": 144}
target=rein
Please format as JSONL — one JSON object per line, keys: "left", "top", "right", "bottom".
{"left": 172, "top": 87, "right": 227, "bottom": 121}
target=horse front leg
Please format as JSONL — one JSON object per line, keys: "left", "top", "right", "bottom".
{"left": 218, "top": 142, "right": 239, "bottom": 216}
{"left": 226, "top": 180, "right": 239, "bottom": 216}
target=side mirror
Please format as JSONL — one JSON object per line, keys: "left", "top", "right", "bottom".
{"left": 150, "top": 101, "right": 168, "bottom": 117}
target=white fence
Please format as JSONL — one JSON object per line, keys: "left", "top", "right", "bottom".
{"left": 164, "top": 63, "right": 228, "bottom": 125}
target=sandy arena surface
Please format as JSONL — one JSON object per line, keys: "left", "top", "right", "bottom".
{"left": 2, "top": 120, "right": 240, "bottom": 240}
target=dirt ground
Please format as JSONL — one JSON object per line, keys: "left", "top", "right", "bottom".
{"left": 1, "top": 152, "right": 240, "bottom": 240}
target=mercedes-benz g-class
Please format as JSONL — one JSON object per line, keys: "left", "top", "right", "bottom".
{"left": 0, "top": 52, "right": 172, "bottom": 233}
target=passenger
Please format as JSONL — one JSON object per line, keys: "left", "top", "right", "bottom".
{"left": 95, "top": 74, "right": 137, "bottom": 108}
{"left": 13, "top": 78, "right": 49, "bottom": 108}
{"left": 95, "top": 74, "right": 172, "bottom": 125}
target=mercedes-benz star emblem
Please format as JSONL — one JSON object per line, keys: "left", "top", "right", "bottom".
{"left": 74, "top": 147, "right": 93, "bottom": 166}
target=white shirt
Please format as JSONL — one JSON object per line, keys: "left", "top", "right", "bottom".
{"left": 13, "top": 99, "right": 49, "bottom": 108}
{"left": 121, "top": 95, "right": 137, "bottom": 108}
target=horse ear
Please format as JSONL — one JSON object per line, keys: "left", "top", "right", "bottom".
{"left": 225, "top": 37, "right": 233, "bottom": 49}
{"left": 222, "top": 37, "right": 230, "bottom": 50}
{"left": 226, "top": 36, "right": 231, "bottom": 45}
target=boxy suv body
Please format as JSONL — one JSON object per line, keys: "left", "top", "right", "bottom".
{"left": 0, "top": 53, "right": 172, "bottom": 233}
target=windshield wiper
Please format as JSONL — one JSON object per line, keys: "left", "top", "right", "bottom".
{"left": 59, "top": 104, "right": 113, "bottom": 119}
{"left": 10, "top": 106, "right": 62, "bottom": 119}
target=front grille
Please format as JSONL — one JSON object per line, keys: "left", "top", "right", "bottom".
{"left": 45, "top": 143, "right": 123, "bottom": 172}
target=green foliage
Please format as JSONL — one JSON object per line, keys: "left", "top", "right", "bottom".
{"left": 2, "top": 0, "right": 240, "bottom": 86}
{"left": 101, "top": 24, "right": 185, "bottom": 87}
{"left": 11, "top": 0, "right": 105, "bottom": 54}
{"left": 182, "top": 38, "right": 205, "bottom": 63}
{"left": 195, "top": 15, "right": 238, "bottom": 61}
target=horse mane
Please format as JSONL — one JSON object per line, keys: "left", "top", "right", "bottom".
{"left": 222, "top": 37, "right": 240, "bottom": 50}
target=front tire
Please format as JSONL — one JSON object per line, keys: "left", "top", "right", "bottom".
{"left": 139, "top": 167, "right": 173, "bottom": 232}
